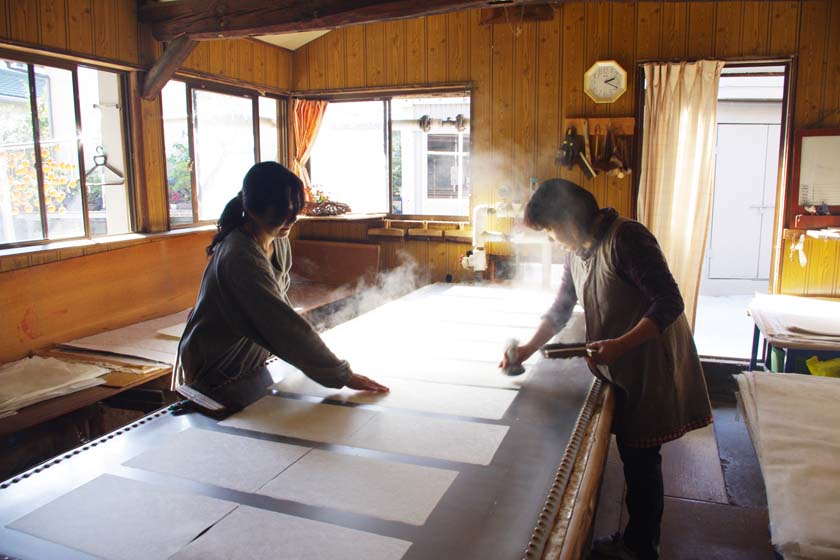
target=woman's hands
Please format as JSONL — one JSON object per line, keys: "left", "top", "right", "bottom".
{"left": 499, "top": 342, "right": 538, "bottom": 369}
{"left": 346, "top": 373, "right": 390, "bottom": 393}
{"left": 586, "top": 339, "right": 627, "bottom": 366}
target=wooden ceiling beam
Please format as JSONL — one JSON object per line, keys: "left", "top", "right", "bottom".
{"left": 141, "top": 35, "right": 197, "bottom": 100}
{"left": 139, "top": 0, "right": 558, "bottom": 41}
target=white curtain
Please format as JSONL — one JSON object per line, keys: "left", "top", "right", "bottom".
{"left": 637, "top": 60, "right": 725, "bottom": 330}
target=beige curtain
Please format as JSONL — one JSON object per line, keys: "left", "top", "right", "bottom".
{"left": 637, "top": 60, "right": 724, "bottom": 330}
{"left": 292, "top": 99, "right": 329, "bottom": 201}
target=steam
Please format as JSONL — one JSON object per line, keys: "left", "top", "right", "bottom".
{"left": 312, "top": 251, "right": 426, "bottom": 329}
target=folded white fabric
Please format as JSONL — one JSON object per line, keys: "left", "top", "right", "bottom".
{"left": 736, "top": 372, "right": 840, "bottom": 559}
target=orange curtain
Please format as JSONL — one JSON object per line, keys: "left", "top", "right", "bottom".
{"left": 292, "top": 99, "right": 329, "bottom": 200}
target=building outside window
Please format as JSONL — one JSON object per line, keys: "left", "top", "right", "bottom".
{"left": 0, "top": 57, "right": 131, "bottom": 247}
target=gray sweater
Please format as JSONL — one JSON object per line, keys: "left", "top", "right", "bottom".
{"left": 179, "top": 229, "right": 352, "bottom": 390}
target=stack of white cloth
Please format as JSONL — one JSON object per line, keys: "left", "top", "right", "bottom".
{"left": 749, "top": 294, "right": 840, "bottom": 350}
{"left": 0, "top": 357, "right": 108, "bottom": 418}
{"left": 736, "top": 371, "right": 840, "bottom": 559}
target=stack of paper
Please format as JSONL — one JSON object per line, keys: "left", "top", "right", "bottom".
{"left": 749, "top": 294, "right": 840, "bottom": 350}
{"left": 0, "top": 356, "right": 108, "bottom": 416}
{"left": 736, "top": 372, "right": 840, "bottom": 559}
{"left": 61, "top": 309, "right": 190, "bottom": 364}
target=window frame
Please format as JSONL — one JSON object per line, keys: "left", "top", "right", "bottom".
{"left": 163, "top": 77, "right": 290, "bottom": 229}
{"left": 0, "top": 49, "right": 134, "bottom": 250}
{"left": 302, "top": 86, "right": 473, "bottom": 220}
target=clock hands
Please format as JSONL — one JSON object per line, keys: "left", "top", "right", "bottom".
{"left": 603, "top": 77, "right": 619, "bottom": 89}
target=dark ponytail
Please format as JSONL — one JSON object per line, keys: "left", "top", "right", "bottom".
{"left": 206, "top": 162, "right": 305, "bottom": 256}
{"left": 207, "top": 193, "right": 247, "bottom": 255}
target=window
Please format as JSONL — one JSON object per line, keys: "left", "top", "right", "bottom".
{"left": 162, "top": 80, "right": 288, "bottom": 226}
{"left": 391, "top": 96, "right": 471, "bottom": 216}
{"left": 308, "top": 94, "right": 471, "bottom": 216}
{"left": 309, "top": 101, "right": 388, "bottom": 214}
{"left": 0, "top": 57, "right": 130, "bottom": 247}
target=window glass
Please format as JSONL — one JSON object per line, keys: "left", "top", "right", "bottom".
{"left": 259, "top": 96, "right": 279, "bottom": 162}
{"left": 192, "top": 89, "right": 255, "bottom": 221}
{"left": 162, "top": 81, "right": 192, "bottom": 225}
{"left": 35, "top": 64, "right": 84, "bottom": 239}
{"left": 0, "top": 58, "right": 42, "bottom": 244}
{"left": 391, "top": 96, "right": 471, "bottom": 216}
{"left": 309, "top": 100, "right": 388, "bottom": 213}
{"left": 78, "top": 67, "right": 130, "bottom": 236}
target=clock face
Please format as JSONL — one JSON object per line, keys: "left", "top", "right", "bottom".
{"left": 584, "top": 61, "right": 627, "bottom": 104}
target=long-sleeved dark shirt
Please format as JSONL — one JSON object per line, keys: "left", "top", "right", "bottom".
{"left": 543, "top": 208, "right": 685, "bottom": 333}
{"left": 179, "top": 229, "right": 351, "bottom": 390}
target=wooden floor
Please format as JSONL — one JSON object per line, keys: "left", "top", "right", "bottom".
{"left": 591, "top": 399, "right": 774, "bottom": 559}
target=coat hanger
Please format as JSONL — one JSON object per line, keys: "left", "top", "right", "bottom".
{"left": 84, "top": 146, "right": 124, "bottom": 186}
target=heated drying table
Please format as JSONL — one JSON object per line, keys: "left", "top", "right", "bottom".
{"left": 0, "top": 284, "right": 611, "bottom": 560}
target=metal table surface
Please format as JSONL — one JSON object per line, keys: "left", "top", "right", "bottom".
{"left": 0, "top": 284, "right": 597, "bottom": 560}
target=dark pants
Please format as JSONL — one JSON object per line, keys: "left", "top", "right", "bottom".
{"left": 617, "top": 437, "right": 664, "bottom": 560}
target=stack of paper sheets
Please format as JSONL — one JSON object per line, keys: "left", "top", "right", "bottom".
{"left": 61, "top": 309, "right": 190, "bottom": 364}
{"left": 0, "top": 356, "right": 108, "bottom": 417}
{"left": 736, "top": 372, "right": 840, "bottom": 559}
{"left": 749, "top": 294, "right": 840, "bottom": 350}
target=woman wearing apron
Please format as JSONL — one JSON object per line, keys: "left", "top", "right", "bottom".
{"left": 173, "top": 162, "right": 388, "bottom": 415}
{"left": 503, "top": 179, "right": 712, "bottom": 560}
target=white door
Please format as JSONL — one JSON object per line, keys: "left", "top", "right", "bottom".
{"left": 708, "top": 124, "right": 779, "bottom": 280}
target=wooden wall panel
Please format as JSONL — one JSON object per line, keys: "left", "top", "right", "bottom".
{"left": 795, "top": 1, "right": 829, "bottom": 129}
{"left": 426, "top": 14, "right": 449, "bottom": 83}
{"left": 308, "top": 34, "right": 328, "bottom": 90}
{"left": 384, "top": 20, "right": 406, "bottom": 85}
{"left": 365, "top": 22, "right": 387, "bottom": 86}
{"left": 560, "top": 3, "right": 586, "bottom": 188}
{"left": 822, "top": 1, "right": 840, "bottom": 128}
{"left": 447, "top": 12, "right": 470, "bottom": 82}
{"left": 0, "top": 232, "right": 214, "bottom": 363}
{"left": 635, "top": 2, "right": 662, "bottom": 61}
{"left": 535, "top": 15, "right": 562, "bottom": 183}
{"left": 38, "top": 0, "right": 67, "bottom": 50}
{"left": 714, "top": 1, "right": 743, "bottom": 57}
{"left": 607, "top": 1, "right": 635, "bottom": 215}
{"left": 661, "top": 2, "right": 688, "bottom": 60}
{"left": 686, "top": 2, "right": 715, "bottom": 59}
{"left": 0, "top": 1, "right": 9, "bottom": 38}
{"left": 512, "top": 22, "right": 538, "bottom": 197}
{"left": 345, "top": 25, "right": 367, "bottom": 88}
{"left": 741, "top": 1, "right": 770, "bottom": 57}
{"left": 768, "top": 1, "right": 800, "bottom": 55}
{"left": 92, "top": 0, "right": 118, "bottom": 61}
{"left": 9, "top": 0, "right": 40, "bottom": 44}
{"left": 405, "top": 18, "right": 427, "bottom": 84}
{"left": 325, "top": 28, "right": 347, "bottom": 89}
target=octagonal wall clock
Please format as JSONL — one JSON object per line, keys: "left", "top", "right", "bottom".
{"left": 584, "top": 60, "right": 628, "bottom": 104}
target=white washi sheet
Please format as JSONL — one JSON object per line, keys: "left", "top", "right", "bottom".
{"left": 271, "top": 370, "right": 517, "bottom": 420}
{"left": 171, "top": 505, "right": 412, "bottom": 560}
{"left": 7, "top": 474, "right": 236, "bottom": 560}
{"left": 123, "top": 428, "right": 309, "bottom": 493}
{"left": 221, "top": 396, "right": 509, "bottom": 465}
{"left": 258, "top": 449, "right": 457, "bottom": 525}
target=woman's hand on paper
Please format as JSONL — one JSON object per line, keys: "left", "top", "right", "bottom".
{"left": 347, "top": 373, "right": 390, "bottom": 393}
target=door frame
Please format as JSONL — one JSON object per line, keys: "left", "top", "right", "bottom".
{"left": 632, "top": 57, "right": 796, "bottom": 294}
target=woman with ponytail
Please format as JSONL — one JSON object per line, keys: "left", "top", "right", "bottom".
{"left": 174, "top": 162, "right": 388, "bottom": 414}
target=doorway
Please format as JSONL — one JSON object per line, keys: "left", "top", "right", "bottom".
{"left": 694, "top": 64, "right": 788, "bottom": 359}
